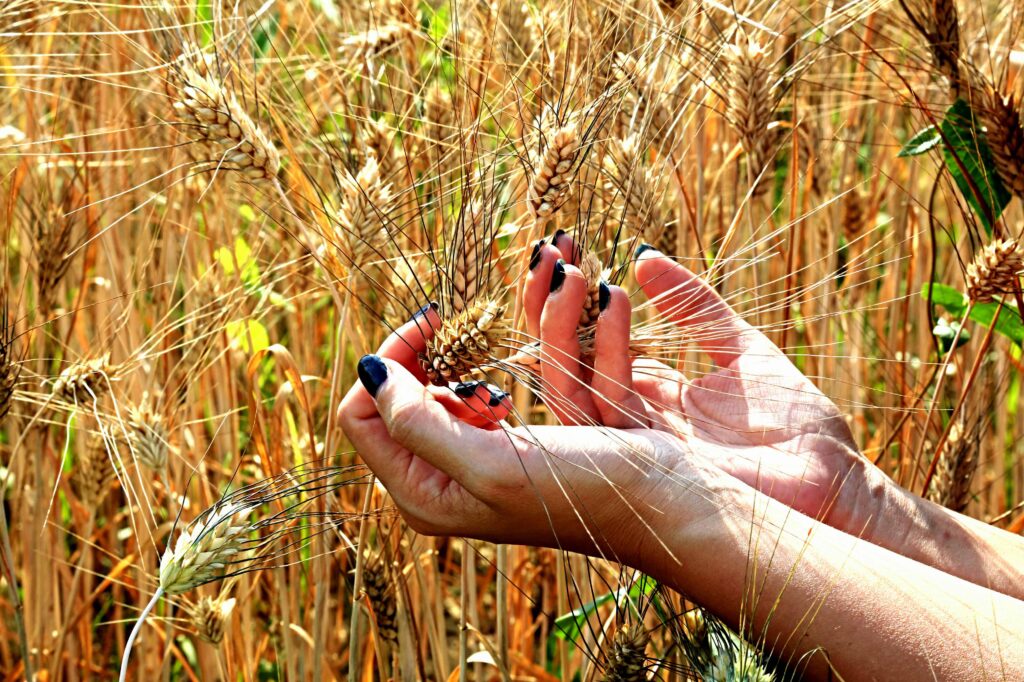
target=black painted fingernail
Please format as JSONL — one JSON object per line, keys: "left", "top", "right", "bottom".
{"left": 598, "top": 281, "right": 611, "bottom": 311}
{"left": 550, "top": 259, "right": 566, "bottom": 292}
{"left": 454, "top": 380, "right": 483, "bottom": 398}
{"left": 529, "top": 239, "right": 545, "bottom": 270}
{"left": 357, "top": 355, "right": 389, "bottom": 398}
{"left": 552, "top": 229, "right": 566, "bottom": 247}
{"left": 487, "top": 386, "right": 509, "bottom": 407}
{"left": 411, "top": 301, "right": 438, "bottom": 319}
{"left": 634, "top": 243, "right": 656, "bottom": 260}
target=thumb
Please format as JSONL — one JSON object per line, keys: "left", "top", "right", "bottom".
{"left": 357, "top": 355, "right": 505, "bottom": 489}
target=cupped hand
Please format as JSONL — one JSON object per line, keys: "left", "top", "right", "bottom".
{"left": 338, "top": 241, "right": 892, "bottom": 568}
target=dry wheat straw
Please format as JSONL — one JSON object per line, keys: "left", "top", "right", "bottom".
{"left": 964, "top": 238, "right": 1024, "bottom": 302}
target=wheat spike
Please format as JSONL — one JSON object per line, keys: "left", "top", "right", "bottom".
{"left": 326, "top": 155, "right": 394, "bottom": 277}
{"left": 964, "top": 238, "right": 1024, "bottom": 303}
{"left": 926, "top": 419, "right": 976, "bottom": 512}
{"left": 126, "top": 401, "right": 169, "bottom": 471}
{"left": 189, "top": 595, "right": 236, "bottom": 645}
{"left": 724, "top": 32, "right": 776, "bottom": 196}
{"left": 74, "top": 434, "right": 112, "bottom": 508}
{"left": 978, "top": 87, "right": 1024, "bottom": 199}
{"left": 930, "top": 0, "right": 961, "bottom": 92}
{"left": 421, "top": 299, "right": 507, "bottom": 386}
{"left": 527, "top": 121, "right": 579, "bottom": 220}
{"left": 450, "top": 199, "right": 489, "bottom": 314}
{"left": 159, "top": 502, "right": 255, "bottom": 594}
{"left": 604, "top": 136, "right": 668, "bottom": 247}
{"left": 167, "top": 57, "right": 280, "bottom": 181}
{"left": 0, "top": 290, "right": 17, "bottom": 424}
{"left": 362, "top": 563, "right": 399, "bottom": 646}
{"left": 341, "top": 23, "right": 412, "bottom": 58}
{"left": 52, "top": 354, "right": 118, "bottom": 404}
{"left": 602, "top": 622, "right": 648, "bottom": 682}
{"left": 578, "top": 251, "right": 605, "bottom": 329}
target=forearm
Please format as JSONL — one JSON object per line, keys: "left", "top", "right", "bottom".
{"left": 649, "top": 486, "right": 1024, "bottom": 681}
{"left": 862, "top": 466, "right": 1024, "bottom": 600}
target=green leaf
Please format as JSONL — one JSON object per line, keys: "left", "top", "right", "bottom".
{"left": 196, "top": 0, "right": 214, "bottom": 47}
{"left": 252, "top": 14, "right": 278, "bottom": 58}
{"left": 898, "top": 125, "right": 940, "bottom": 157}
{"left": 921, "top": 283, "right": 1024, "bottom": 347}
{"left": 551, "top": 576, "right": 657, "bottom": 643}
{"left": 939, "top": 99, "right": 1011, "bottom": 234}
{"left": 214, "top": 237, "right": 260, "bottom": 287}
{"left": 226, "top": 319, "right": 270, "bottom": 353}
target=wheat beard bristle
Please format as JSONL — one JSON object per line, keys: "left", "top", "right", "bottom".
{"left": 168, "top": 58, "right": 280, "bottom": 181}
{"left": 421, "top": 299, "right": 507, "bottom": 386}
{"left": 159, "top": 502, "right": 254, "bottom": 594}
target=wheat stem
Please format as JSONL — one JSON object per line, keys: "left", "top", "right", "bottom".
{"left": 119, "top": 586, "right": 164, "bottom": 682}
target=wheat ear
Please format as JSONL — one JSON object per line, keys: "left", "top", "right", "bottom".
{"left": 527, "top": 122, "right": 579, "bottom": 220}
{"left": 167, "top": 57, "right": 280, "bottom": 181}
{"left": 724, "top": 32, "right": 776, "bottom": 197}
{"left": 978, "top": 86, "right": 1024, "bottom": 200}
{"left": 964, "top": 238, "right": 1024, "bottom": 303}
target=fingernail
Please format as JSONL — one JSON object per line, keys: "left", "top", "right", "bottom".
{"left": 411, "top": 301, "right": 439, "bottom": 319}
{"left": 634, "top": 243, "right": 656, "bottom": 260}
{"left": 598, "top": 281, "right": 611, "bottom": 311}
{"left": 552, "top": 229, "right": 566, "bottom": 247}
{"left": 487, "top": 386, "right": 509, "bottom": 407}
{"left": 550, "top": 259, "right": 566, "bottom": 292}
{"left": 357, "top": 355, "right": 389, "bottom": 398}
{"left": 454, "top": 380, "right": 483, "bottom": 398}
{"left": 529, "top": 239, "right": 545, "bottom": 270}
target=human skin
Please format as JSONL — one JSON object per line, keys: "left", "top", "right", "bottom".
{"left": 339, "top": 244, "right": 1024, "bottom": 680}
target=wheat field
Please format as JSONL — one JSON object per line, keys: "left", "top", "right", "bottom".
{"left": 1, "top": 0, "right": 1023, "bottom": 679}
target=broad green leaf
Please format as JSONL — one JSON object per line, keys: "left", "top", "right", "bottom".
{"left": 921, "top": 283, "right": 1024, "bottom": 347}
{"left": 196, "top": 0, "right": 214, "bottom": 47}
{"left": 898, "top": 125, "right": 940, "bottom": 157}
{"left": 939, "top": 99, "right": 1011, "bottom": 234}
{"left": 226, "top": 319, "right": 270, "bottom": 353}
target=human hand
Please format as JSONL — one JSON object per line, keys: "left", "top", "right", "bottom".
{"left": 525, "top": 238, "right": 884, "bottom": 539}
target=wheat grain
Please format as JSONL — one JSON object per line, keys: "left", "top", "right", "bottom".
{"left": 578, "top": 251, "right": 605, "bottom": 329}
{"left": 602, "top": 622, "right": 648, "bottom": 682}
